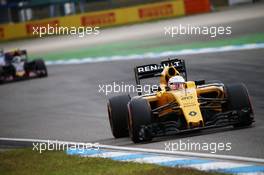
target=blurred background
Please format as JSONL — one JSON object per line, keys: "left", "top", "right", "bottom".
{"left": 0, "top": 0, "right": 259, "bottom": 24}
{"left": 0, "top": 0, "right": 262, "bottom": 61}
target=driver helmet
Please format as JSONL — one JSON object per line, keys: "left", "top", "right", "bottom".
{"left": 168, "top": 76, "right": 185, "bottom": 90}
{"left": 13, "top": 55, "right": 22, "bottom": 63}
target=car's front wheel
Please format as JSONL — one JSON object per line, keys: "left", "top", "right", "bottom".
{"left": 107, "top": 94, "right": 131, "bottom": 138}
{"left": 35, "top": 59, "right": 48, "bottom": 77}
{"left": 128, "top": 97, "right": 152, "bottom": 143}
{"left": 225, "top": 83, "right": 254, "bottom": 128}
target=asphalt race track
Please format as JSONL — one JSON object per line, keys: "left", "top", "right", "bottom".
{"left": 0, "top": 3, "right": 264, "bottom": 160}
{"left": 0, "top": 48, "right": 264, "bottom": 158}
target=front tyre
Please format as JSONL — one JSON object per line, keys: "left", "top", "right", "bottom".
{"left": 107, "top": 94, "right": 131, "bottom": 138}
{"left": 225, "top": 83, "right": 254, "bottom": 128}
{"left": 35, "top": 59, "right": 48, "bottom": 77}
{"left": 128, "top": 97, "right": 152, "bottom": 143}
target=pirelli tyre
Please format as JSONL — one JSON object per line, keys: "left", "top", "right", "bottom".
{"left": 107, "top": 94, "right": 130, "bottom": 138}
{"left": 35, "top": 59, "right": 48, "bottom": 77}
{"left": 25, "top": 59, "right": 48, "bottom": 77}
{"left": 225, "top": 83, "right": 254, "bottom": 128}
{"left": 128, "top": 97, "right": 152, "bottom": 143}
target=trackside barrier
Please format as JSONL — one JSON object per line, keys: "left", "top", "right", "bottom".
{"left": 184, "top": 0, "right": 211, "bottom": 15}
{"left": 0, "top": 0, "right": 211, "bottom": 41}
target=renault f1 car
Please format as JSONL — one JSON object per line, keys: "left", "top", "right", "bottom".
{"left": 0, "top": 49, "right": 48, "bottom": 84}
{"left": 107, "top": 58, "right": 254, "bottom": 143}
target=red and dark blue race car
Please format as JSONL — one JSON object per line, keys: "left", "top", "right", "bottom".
{"left": 0, "top": 49, "right": 48, "bottom": 84}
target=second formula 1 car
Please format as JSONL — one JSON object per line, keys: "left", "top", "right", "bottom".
{"left": 107, "top": 58, "right": 254, "bottom": 143}
{"left": 0, "top": 49, "right": 48, "bottom": 84}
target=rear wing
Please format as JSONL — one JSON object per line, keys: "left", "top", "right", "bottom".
{"left": 134, "top": 58, "right": 187, "bottom": 87}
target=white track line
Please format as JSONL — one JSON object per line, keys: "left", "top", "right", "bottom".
{"left": 0, "top": 137, "right": 263, "bottom": 164}
{"left": 87, "top": 151, "right": 131, "bottom": 158}
{"left": 184, "top": 162, "right": 250, "bottom": 171}
{"left": 239, "top": 173, "right": 264, "bottom": 175}
{"left": 131, "top": 156, "right": 187, "bottom": 164}
{"left": 99, "top": 144, "right": 264, "bottom": 164}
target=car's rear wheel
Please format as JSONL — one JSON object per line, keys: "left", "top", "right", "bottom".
{"left": 107, "top": 94, "right": 130, "bottom": 138}
{"left": 225, "top": 83, "right": 254, "bottom": 127}
{"left": 128, "top": 97, "right": 152, "bottom": 143}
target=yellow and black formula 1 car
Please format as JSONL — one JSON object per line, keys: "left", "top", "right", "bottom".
{"left": 107, "top": 59, "right": 254, "bottom": 143}
{"left": 0, "top": 49, "right": 48, "bottom": 84}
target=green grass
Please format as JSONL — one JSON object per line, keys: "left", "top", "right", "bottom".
{"left": 0, "top": 149, "right": 228, "bottom": 175}
{"left": 29, "top": 33, "right": 264, "bottom": 61}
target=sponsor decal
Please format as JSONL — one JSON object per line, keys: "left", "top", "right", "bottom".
{"left": 138, "top": 4, "right": 174, "bottom": 19}
{"left": 0, "top": 27, "right": 4, "bottom": 38}
{"left": 181, "top": 96, "right": 193, "bottom": 101}
{"left": 81, "top": 12, "right": 116, "bottom": 26}
{"left": 137, "top": 61, "right": 181, "bottom": 74}
{"left": 26, "top": 20, "right": 59, "bottom": 35}
{"left": 183, "top": 104, "right": 196, "bottom": 107}
{"left": 182, "top": 94, "right": 196, "bottom": 107}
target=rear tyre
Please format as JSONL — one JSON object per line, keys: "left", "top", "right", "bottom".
{"left": 107, "top": 94, "right": 130, "bottom": 138}
{"left": 128, "top": 97, "right": 152, "bottom": 143}
{"left": 225, "top": 83, "right": 254, "bottom": 128}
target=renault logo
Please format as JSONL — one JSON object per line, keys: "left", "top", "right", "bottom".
{"left": 189, "top": 111, "right": 197, "bottom": 116}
